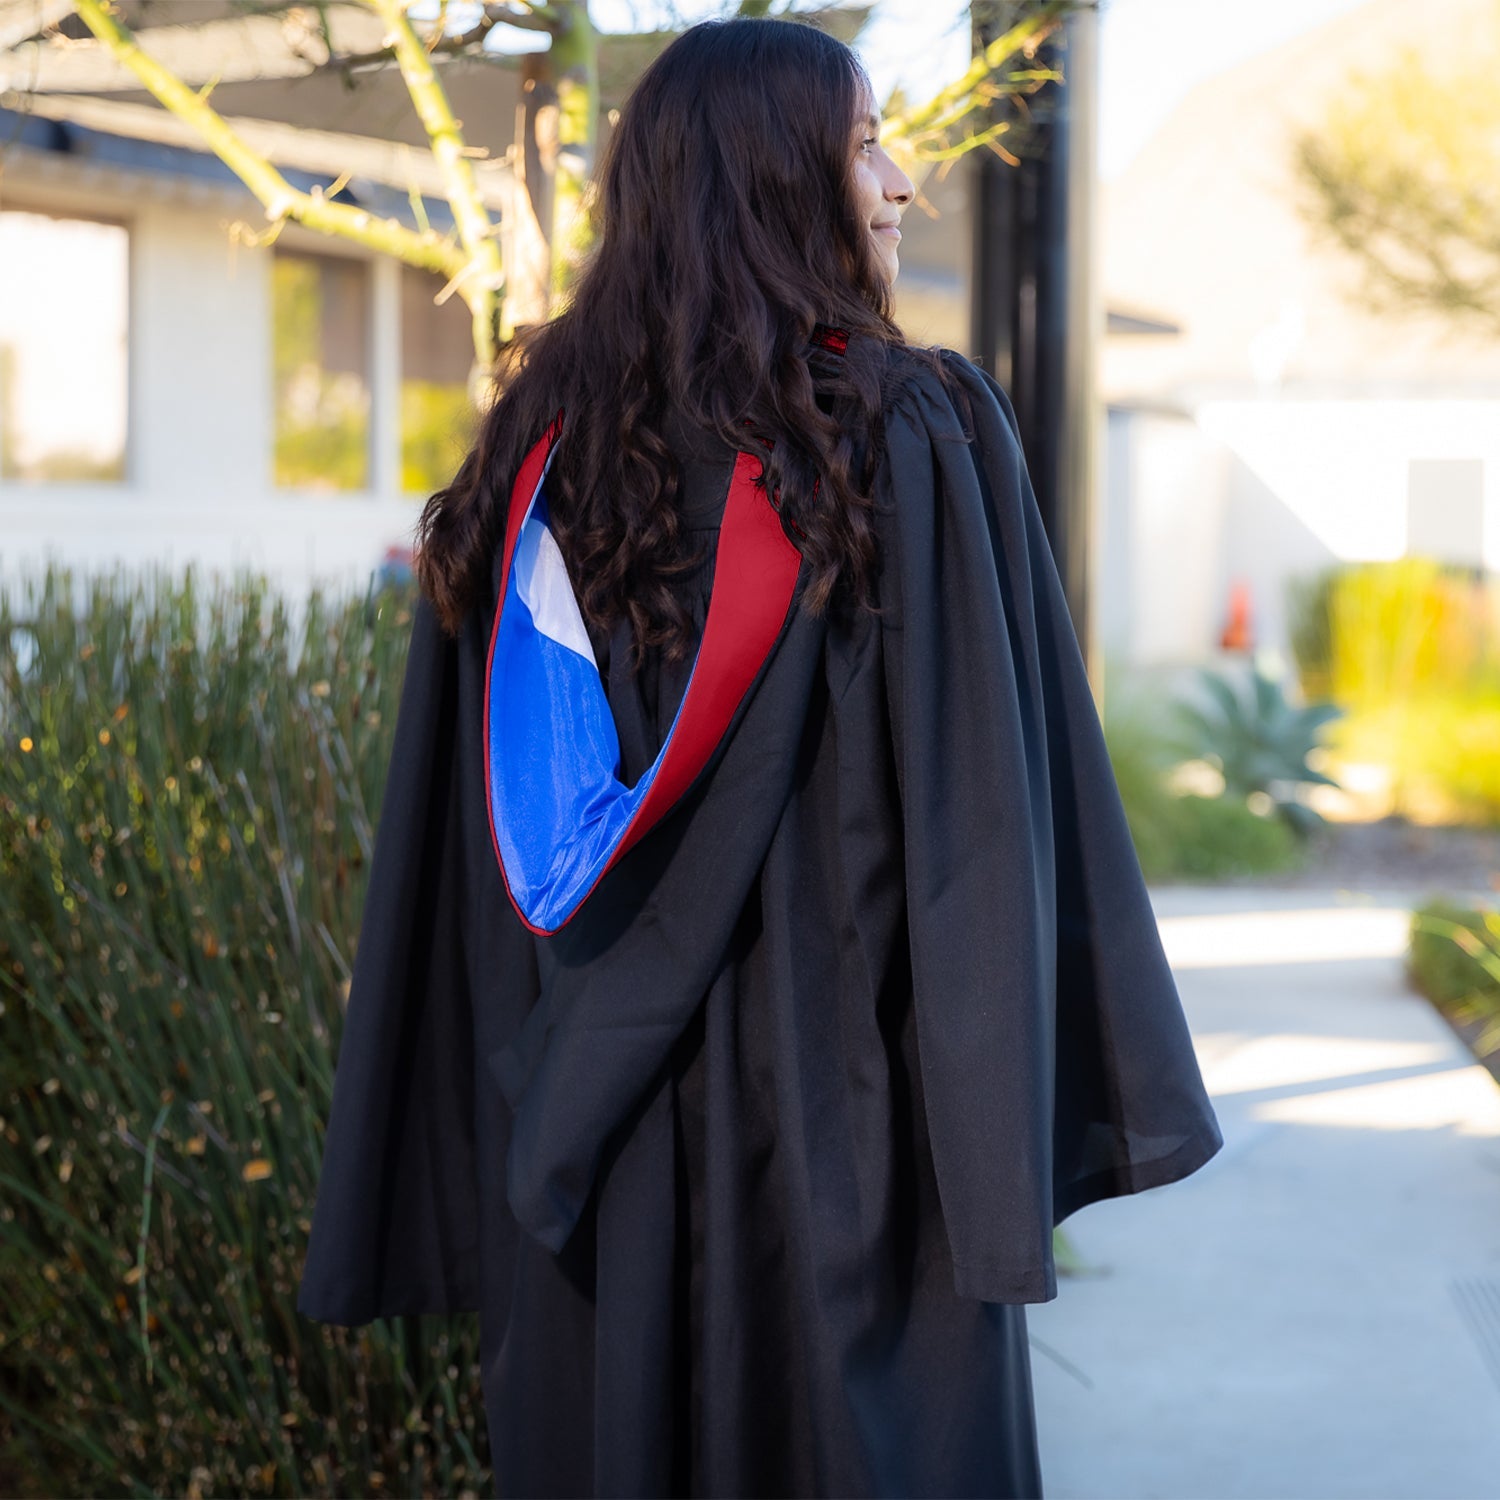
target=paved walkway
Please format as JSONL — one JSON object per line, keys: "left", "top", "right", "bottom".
{"left": 1030, "top": 884, "right": 1500, "bottom": 1500}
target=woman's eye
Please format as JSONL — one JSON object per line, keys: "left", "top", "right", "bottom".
{"left": 860, "top": 137, "right": 877, "bottom": 153}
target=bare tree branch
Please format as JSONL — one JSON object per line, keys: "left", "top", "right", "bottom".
{"left": 365, "top": 0, "right": 506, "bottom": 361}
{"left": 287, "top": 0, "right": 554, "bottom": 77}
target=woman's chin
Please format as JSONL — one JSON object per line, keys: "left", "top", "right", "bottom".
{"left": 866, "top": 251, "right": 897, "bottom": 285}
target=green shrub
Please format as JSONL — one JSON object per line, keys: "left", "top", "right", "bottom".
{"left": 1159, "top": 792, "right": 1304, "bottom": 879}
{"left": 1101, "top": 690, "right": 1192, "bottom": 879}
{"left": 1103, "top": 680, "right": 1306, "bottom": 882}
{"left": 1285, "top": 558, "right": 1500, "bottom": 823}
{"left": 1407, "top": 898, "right": 1500, "bottom": 1064}
{"left": 1323, "top": 693, "right": 1500, "bottom": 823}
{"left": 1325, "top": 559, "right": 1500, "bottom": 708}
{"left": 0, "top": 567, "right": 489, "bottom": 1498}
{"left": 1285, "top": 558, "right": 1497, "bottom": 704}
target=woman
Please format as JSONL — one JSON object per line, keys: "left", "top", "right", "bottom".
{"left": 297, "top": 16, "right": 1224, "bottom": 1499}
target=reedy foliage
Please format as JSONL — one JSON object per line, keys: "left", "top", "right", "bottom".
{"left": 0, "top": 568, "right": 488, "bottom": 1499}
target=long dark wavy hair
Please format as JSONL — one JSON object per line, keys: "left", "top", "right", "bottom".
{"left": 416, "top": 16, "right": 918, "bottom": 664}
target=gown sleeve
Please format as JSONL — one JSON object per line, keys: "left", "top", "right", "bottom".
{"left": 297, "top": 595, "right": 522, "bottom": 1326}
{"left": 875, "top": 348, "right": 1224, "bottom": 1305}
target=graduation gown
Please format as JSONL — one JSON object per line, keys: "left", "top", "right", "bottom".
{"left": 296, "top": 346, "right": 1224, "bottom": 1499}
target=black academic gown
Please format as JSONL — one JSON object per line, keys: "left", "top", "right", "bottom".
{"left": 296, "top": 346, "right": 1225, "bottom": 1500}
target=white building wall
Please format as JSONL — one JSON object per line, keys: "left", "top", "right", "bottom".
{"left": 1103, "top": 398, "right": 1500, "bottom": 671}
{"left": 1116, "top": 409, "right": 1231, "bottom": 667}
{"left": 132, "top": 200, "right": 269, "bottom": 506}
{"left": 0, "top": 180, "right": 423, "bottom": 603}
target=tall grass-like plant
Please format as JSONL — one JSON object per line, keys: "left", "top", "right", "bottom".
{"left": 1287, "top": 557, "right": 1500, "bottom": 706}
{"left": 1327, "top": 558, "right": 1500, "bottom": 708}
{"left": 1408, "top": 899, "right": 1500, "bottom": 1066}
{"left": 0, "top": 567, "right": 489, "bottom": 1498}
{"left": 1286, "top": 558, "right": 1500, "bottom": 820}
{"left": 1285, "top": 567, "right": 1335, "bottom": 701}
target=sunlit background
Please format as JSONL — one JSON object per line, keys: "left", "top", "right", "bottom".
{"left": 1, "top": 3, "right": 1498, "bottom": 1497}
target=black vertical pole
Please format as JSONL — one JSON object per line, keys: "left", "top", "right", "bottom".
{"left": 969, "top": 2, "right": 1101, "bottom": 691}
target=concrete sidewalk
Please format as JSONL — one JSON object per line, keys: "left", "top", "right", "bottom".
{"left": 1030, "top": 884, "right": 1500, "bottom": 1500}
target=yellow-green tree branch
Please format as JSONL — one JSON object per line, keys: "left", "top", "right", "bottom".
{"left": 367, "top": 0, "right": 506, "bottom": 360}
{"left": 69, "top": 0, "right": 466, "bottom": 282}
{"left": 882, "top": 2, "right": 1067, "bottom": 155}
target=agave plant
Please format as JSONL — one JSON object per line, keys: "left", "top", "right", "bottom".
{"left": 1173, "top": 661, "right": 1344, "bottom": 837}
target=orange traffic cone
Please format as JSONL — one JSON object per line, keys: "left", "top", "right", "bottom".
{"left": 1220, "top": 577, "right": 1254, "bottom": 652}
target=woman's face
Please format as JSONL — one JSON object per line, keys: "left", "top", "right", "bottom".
{"left": 850, "top": 87, "right": 915, "bottom": 285}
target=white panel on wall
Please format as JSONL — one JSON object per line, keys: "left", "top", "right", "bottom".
{"left": 1406, "top": 457, "right": 1485, "bottom": 567}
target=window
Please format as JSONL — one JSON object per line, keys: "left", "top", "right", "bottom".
{"left": 272, "top": 249, "right": 370, "bottom": 491}
{"left": 0, "top": 208, "right": 128, "bottom": 483}
{"left": 400, "top": 264, "right": 478, "bottom": 495}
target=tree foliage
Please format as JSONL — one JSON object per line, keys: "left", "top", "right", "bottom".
{"left": 1291, "top": 31, "right": 1500, "bottom": 335}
